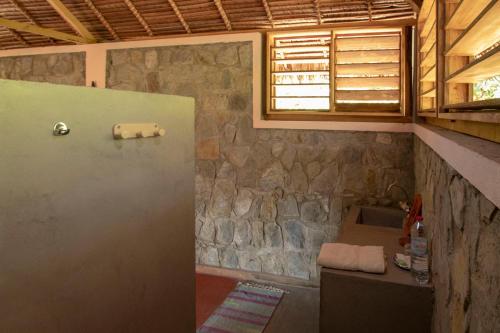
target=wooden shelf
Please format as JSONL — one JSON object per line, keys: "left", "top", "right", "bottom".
{"left": 420, "top": 24, "right": 435, "bottom": 53}
{"left": 420, "top": 88, "right": 436, "bottom": 98}
{"left": 420, "top": 44, "right": 436, "bottom": 67}
{"left": 439, "top": 111, "right": 500, "bottom": 123}
{"left": 447, "top": 45, "right": 500, "bottom": 83}
{"left": 446, "top": 0, "right": 491, "bottom": 30}
{"left": 446, "top": 0, "right": 500, "bottom": 56}
{"left": 421, "top": 66, "right": 436, "bottom": 82}
{"left": 418, "top": 109, "right": 437, "bottom": 117}
{"left": 443, "top": 99, "right": 500, "bottom": 110}
{"left": 420, "top": 0, "right": 436, "bottom": 37}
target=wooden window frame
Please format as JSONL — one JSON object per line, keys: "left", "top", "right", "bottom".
{"left": 417, "top": 0, "right": 500, "bottom": 125}
{"left": 265, "top": 26, "right": 412, "bottom": 122}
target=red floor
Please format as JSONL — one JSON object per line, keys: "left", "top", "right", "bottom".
{"left": 196, "top": 273, "right": 238, "bottom": 328}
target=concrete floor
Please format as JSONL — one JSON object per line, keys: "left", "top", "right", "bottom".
{"left": 264, "top": 283, "right": 320, "bottom": 333}
{"left": 196, "top": 273, "right": 320, "bottom": 333}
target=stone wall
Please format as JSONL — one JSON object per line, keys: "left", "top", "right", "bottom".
{"left": 0, "top": 52, "right": 85, "bottom": 86}
{"left": 107, "top": 42, "right": 415, "bottom": 280}
{"left": 415, "top": 138, "right": 500, "bottom": 333}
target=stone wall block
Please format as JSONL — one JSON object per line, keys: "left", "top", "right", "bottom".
{"left": 277, "top": 194, "right": 299, "bottom": 217}
{"left": 234, "top": 188, "right": 254, "bottom": 216}
{"left": 301, "top": 200, "right": 327, "bottom": 224}
{"left": 375, "top": 133, "right": 392, "bottom": 145}
{"left": 238, "top": 251, "right": 261, "bottom": 272}
{"left": 209, "top": 179, "right": 235, "bottom": 218}
{"left": 219, "top": 247, "right": 239, "bottom": 269}
{"left": 449, "top": 176, "right": 466, "bottom": 230}
{"left": 226, "top": 146, "right": 250, "bottom": 168}
{"left": 215, "top": 218, "right": 234, "bottom": 245}
{"left": 262, "top": 254, "right": 284, "bottom": 275}
{"left": 196, "top": 137, "right": 220, "bottom": 160}
{"left": 199, "top": 219, "right": 215, "bottom": 244}
{"left": 171, "top": 48, "right": 194, "bottom": 64}
{"left": 297, "top": 145, "right": 321, "bottom": 164}
{"left": 236, "top": 158, "right": 258, "bottom": 188}
{"left": 239, "top": 44, "right": 252, "bottom": 69}
{"left": 285, "top": 251, "right": 310, "bottom": 279}
{"left": 234, "top": 220, "right": 252, "bottom": 248}
{"left": 144, "top": 49, "right": 159, "bottom": 70}
{"left": 280, "top": 144, "right": 296, "bottom": 170}
{"left": 282, "top": 220, "right": 305, "bottom": 250}
{"left": 264, "top": 223, "right": 283, "bottom": 248}
{"left": 234, "top": 115, "right": 256, "bottom": 145}
{"left": 251, "top": 220, "right": 264, "bottom": 248}
{"left": 260, "top": 195, "right": 277, "bottom": 221}
{"left": 216, "top": 45, "right": 239, "bottom": 66}
{"left": 288, "top": 163, "right": 308, "bottom": 193}
{"left": 200, "top": 246, "right": 220, "bottom": 266}
{"left": 310, "top": 164, "right": 339, "bottom": 194}
{"left": 259, "top": 161, "right": 286, "bottom": 191}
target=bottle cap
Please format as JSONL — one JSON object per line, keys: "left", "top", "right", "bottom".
{"left": 416, "top": 215, "right": 423, "bottom": 221}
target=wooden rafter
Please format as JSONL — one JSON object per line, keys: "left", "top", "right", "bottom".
{"left": 313, "top": 0, "right": 323, "bottom": 25}
{"left": 262, "top": 0, "right": 275, "bottom": 28}
{"left": 124, "top": 0, "right": 153, "bottom": 36}
{"left": 46, "top": 0, "right": 96, "bottom": 42}
{"left": 7, "top": 0, "right": 35, "bottom": 24}
{"left": 167, "top": 0, "right": 191, "bottom": 34}
{"left": 7, "top": 0, "right": 55, "bottom": 44}
{"left": 83, "top": 0, "right": 120, "bottom": 40}
{"left": 214, "top": 0, "right": 232, "bottom": 31}
{"left": 5, "top": 27, "right": 29, "bottom": 46}
{"left": 0, "top": 17, "right": 91, "bottom": 44}
{"left": 368, "top": 0, "right": 372, "bottom": 22}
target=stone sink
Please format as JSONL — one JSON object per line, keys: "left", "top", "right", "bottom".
{"left": 355, "top": 205, "right": 406, "bottom": 229}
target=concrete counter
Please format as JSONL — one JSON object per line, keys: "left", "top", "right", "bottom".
{"left": 319, "top": 206, "right": 433, "bottom": 333}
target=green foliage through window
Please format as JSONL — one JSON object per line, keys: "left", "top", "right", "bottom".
{"left": 473, "top": 75, "right": 500, "bottom": 101}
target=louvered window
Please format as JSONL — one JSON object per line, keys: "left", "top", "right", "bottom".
{"left": 266, "top": 27, "right": 408, "bottom": 119}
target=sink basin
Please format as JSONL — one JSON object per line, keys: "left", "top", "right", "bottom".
{"left": 355, "top": 206, "right": 405, "bottom": 229}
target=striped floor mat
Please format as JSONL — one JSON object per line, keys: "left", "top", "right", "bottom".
{"left": 197, "top": 282, "right": 285, "bottom": 333}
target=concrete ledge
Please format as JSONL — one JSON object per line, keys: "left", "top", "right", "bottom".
{"left": 414, "top": 124, "right": 500, "bottom": 208}
{"left": 196, "top": 265, "right": 320, "bottom": 288}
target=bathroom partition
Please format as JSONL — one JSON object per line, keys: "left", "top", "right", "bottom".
{"left": 0, "top": 80, "right": 195, "bottom": 332}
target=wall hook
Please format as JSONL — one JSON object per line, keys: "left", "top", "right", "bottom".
{"left": 53, "top": 122, "right": 70, "bottom": 136}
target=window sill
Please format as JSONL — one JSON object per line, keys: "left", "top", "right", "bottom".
{"left": 264, "top": 113, "right": 412, "bottom": 123}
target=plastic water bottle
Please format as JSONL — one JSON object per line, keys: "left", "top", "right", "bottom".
{"left": 411, "top": 216, "right": 429, "bottom": 284}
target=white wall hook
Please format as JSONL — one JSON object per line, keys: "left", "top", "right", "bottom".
{"left": 113, "top": 123, "right": 166, "bottom": 140}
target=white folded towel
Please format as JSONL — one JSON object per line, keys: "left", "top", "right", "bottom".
{"left": 317, "top": 243, "right": 386, "bottom": 274}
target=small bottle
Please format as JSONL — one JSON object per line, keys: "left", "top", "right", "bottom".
{"left": 411, "top": 216, "right": 429, "bottom": 284}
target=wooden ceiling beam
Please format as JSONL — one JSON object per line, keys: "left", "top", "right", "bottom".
{"left": 0, "top": 17, "right": 92, "bottom": 44}
{"left": 167, "top": 0, "right": 191, "bottom": 33}
{"left": 214, "top": 0, "right": 232, "bottom": 31}
{"left": 262, "top": 0, "right": 275, "bottom": 28}
{"left": 123, "top": 0, "right": 153, "bottom": 36}
{"left": 46, "top": 0, "right": 96, "bottom": 42}
{"left": 313, "top": 0, "right": 323, "bottom": 25}
{"left": 83, "top": 0, "right": 120, "bottom": 40}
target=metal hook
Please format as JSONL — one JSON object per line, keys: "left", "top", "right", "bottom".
{"left": 53, "top": 122, "right": 70, "bottom": 136}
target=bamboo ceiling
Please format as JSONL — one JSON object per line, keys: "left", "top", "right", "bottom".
{"left": 0, "top": 0, "right": 417, "bottom": 50}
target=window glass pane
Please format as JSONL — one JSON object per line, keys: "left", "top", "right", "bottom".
{"left": 274, "top": 85, "right": 329, "bottom": 97}
{"left": 274, "top": 98, "right": 330, "bottom": 110}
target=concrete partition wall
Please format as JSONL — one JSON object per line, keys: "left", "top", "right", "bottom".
{"left": 0, "top": 80, "right": 195, "bottom": 332}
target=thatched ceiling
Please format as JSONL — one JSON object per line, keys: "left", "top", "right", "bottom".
{"left": 0, "top": 0, "right": 417, "bottom": 50}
